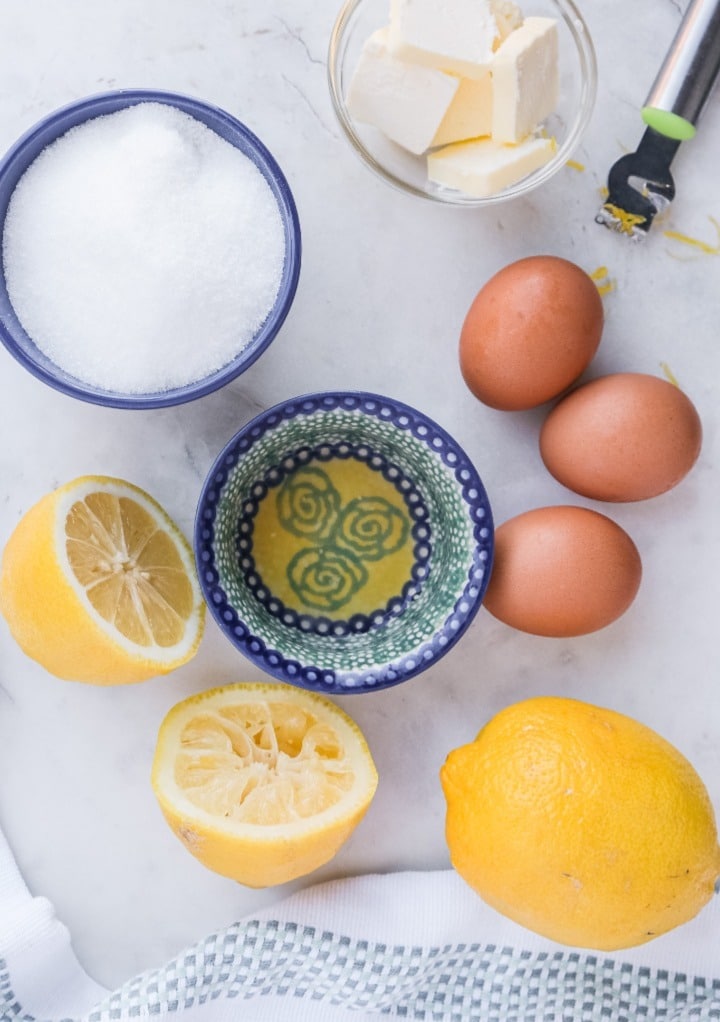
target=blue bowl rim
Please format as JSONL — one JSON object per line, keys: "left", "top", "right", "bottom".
{"left": 0, "top": 88, "right": 302, "bottom": 409}
{"left": 194, "top": 390, "right": 494, "bottom": 694}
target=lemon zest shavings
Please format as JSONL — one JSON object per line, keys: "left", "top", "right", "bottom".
{"left": 602, "top": 204, "right": 647, "bottom": 236}
{"left": 663, "top": 230, "right": 718, "bottom": 254}
{"left": 660, "top": 362, "right": 679, "bottom": 388}
{"left": 566, "top": 159, "right": 585, "bottom": 172}
{"left": 590, "top": 265, "right": 616, "bottom": 296}
{"left": 662, "top": 217, "right": 720, "bottom": 255}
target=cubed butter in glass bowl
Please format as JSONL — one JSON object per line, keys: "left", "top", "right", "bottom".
{"left": 328, "top": 0, "right": 597, "bottom": 206}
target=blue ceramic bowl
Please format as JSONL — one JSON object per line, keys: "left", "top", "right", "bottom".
{"left": 195, "top": 392, "right": 494, "bottom": 694}
{"left": 0, "top": 89, "right": 301, "bottom": 409}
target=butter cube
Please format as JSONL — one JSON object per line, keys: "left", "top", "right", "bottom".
{"left": 347, "top": 28, "right": 460, "bottom": 155}
{"left": 431, "top": 74, "right": 493, "bottom": 147}
{"left": 492, "top": 0, "right": 527, "bottom": 38}
{"left": 427, "top": 135, "right": 555, "bottom": 197}
{"left": 492, "top": 18, "right": 559, "bottom": 143}
{"left": 388, "top": 0, "right": 522, "bottom": 80}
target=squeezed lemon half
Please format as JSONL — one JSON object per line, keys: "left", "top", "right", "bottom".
{"left": 151, "top": 682, "right": 379, "bottom": 887}
{"left": 0, "top": 475, "right": 204, "bottom": 683}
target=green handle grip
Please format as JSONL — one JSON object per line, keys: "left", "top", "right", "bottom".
{"left": 640, "top": 107, "right": 697, "bottom": 141}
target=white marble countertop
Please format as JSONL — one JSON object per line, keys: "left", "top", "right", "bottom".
{"left": 1, "top": 0, "right": 719, "bottom": 993}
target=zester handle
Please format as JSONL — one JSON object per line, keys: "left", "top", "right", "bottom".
{"left": 643, "top": 0, "right": 720, "bottom": 139}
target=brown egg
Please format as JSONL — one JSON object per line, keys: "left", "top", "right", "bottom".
{"left": 483, "top": 505, "right": 642, "bottom": 637}
{"left": 459, "top": 256, "right": 604, "bottom": 411}
{"left": 540, "top": 373, "right": 702, "bottom": 502}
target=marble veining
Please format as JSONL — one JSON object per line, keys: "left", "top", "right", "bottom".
{"left": 0, "top": 0, "right": 719, "bottom": 992}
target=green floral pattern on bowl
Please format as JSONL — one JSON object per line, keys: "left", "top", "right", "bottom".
{"left": 274, "top": 464, "right": 411, "bottom": 613}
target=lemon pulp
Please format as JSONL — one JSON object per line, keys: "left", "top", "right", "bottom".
{"left": 175, "top": 701, "right": 355, "bottom": 824}
{"left": 0, "top": 475, "right": 204, "bottom": 683}
{"left": 65, "top": 491, "right": 195, "bottom": 647}
{"left": 152, "top": 683, "right": 378, "bottom": 887}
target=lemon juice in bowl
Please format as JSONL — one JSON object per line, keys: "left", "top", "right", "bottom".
{"left": 195, "top": 392, "right": 494, "bottom": 694}
{"left": 249, "top": 455, "right": 417, "bottom": 620}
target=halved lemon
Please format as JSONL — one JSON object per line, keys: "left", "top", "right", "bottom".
{"left": 151, "top": 683, "right": 379, "bottom": 887}
{"left": 0, "top": 476, "right": 204, "bottom": 683}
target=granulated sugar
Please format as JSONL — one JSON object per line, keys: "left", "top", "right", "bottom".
{"left": 2, "top": 102, "right": 286, "bottom": 393}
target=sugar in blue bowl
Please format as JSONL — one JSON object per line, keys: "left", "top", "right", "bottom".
{"left": 0, "top": 89, "right": 301, "bottom": 409}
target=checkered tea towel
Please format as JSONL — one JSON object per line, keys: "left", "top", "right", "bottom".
{"left": 2, "top": 825, "right": 720, "bottom": 1022}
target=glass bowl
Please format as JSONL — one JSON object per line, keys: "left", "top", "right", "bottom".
{"left": 328, "top": 0, "right": 597, "bottom": 206}
{"left": 195, "top": 391, "right": 494, "bottom": 694}
{"left": 0, "top": 89, "right": 301, "bottom": 409}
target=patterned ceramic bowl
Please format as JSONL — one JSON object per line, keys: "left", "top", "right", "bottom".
{"left": 195, "top": 392, "right": 494, "bottom": 694}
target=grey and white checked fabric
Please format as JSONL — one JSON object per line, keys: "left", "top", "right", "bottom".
{"left": 2, "top": 828, "right": 719, "bottom": 1022}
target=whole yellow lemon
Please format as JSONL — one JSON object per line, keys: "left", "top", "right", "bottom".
{"left": 440, "top": 696, "right": 720, "bottom": 950}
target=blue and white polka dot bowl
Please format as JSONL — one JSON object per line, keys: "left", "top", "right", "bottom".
{"left": 195, "top": 392, "right": 494, "bottom": 694}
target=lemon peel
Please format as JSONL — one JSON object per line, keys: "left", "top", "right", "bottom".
{"left": 660, "top": 362, "right": 680, "bottom": 388}
{"left": 152, "top": 682, "right": 378, "bottom": 888}
{"left": 663, "top": 216, "right": 720, "bottom": 256}
{"left": 0, "top": 476, "right": 204, "bottom": 683}
{"left": 590, "top": 265, "right": 616, "bottom": 296}
{"left": 602, "top": 203, "right": 646, "bottom": 236}
{"left": 441, "top": 696, "right": 720, "bottom": 950}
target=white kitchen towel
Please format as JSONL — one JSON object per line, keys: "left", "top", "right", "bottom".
{"left": 2, "top": 825, "right": 720, "bottom": 1022}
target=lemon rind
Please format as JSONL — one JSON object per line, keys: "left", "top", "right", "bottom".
{"left": 151, "top": 683, "right": 379, "bottom": 838}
